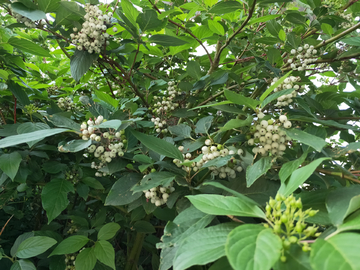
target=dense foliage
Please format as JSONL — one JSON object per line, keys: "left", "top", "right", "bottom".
{"left": 0, "top": 0, "right": 360, "bottom": 269}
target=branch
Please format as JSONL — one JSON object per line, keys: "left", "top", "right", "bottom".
{"left": 317, "top": 169, "right": 360, "bottom": 184}
{"left": 341, "top": 0, "right": 359, "bottom": 10}
{"left": 98, "top": 65, "right": 116, "bottom": 98}
{"left": 56, "top": 39, "right": 71, "bottom": 59}
{"left": 129, "top": 43, "right": 140, "bottom": 77}
{"left": 315, "top": 22, "right": 360, "bottom": 49}
{"left": 148, "top": 0, "right": 213, "bottom": 65}
{"left": 208, "top": 0, "right": 257, "bottom": 74}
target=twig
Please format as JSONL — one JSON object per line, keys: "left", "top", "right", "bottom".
{"left": 208, "top": 0, "right": 257, "bottom": 74}
{"left": 13, "top": 95, "right": 16, "bottom": 123}
{"left": 341, "top": 0, "right": 359, "bottom": 10}
{"left": 0, "top": 215, "right": 14, "bottom": 237}
{"left": 129, "top": 43, "right": 140, "bottom": 77}
{"left": 0, "top": 108, "right": 6, "bottom": 124}
{"left": 148, "top": 0, "right": 213, "bottom": 65}
{"left": 227, "top": 215, "right": 244, "bottom": 223}
{"left": 317, "top": 169, "right": 360, "bottom": 184}
{"left": 98, "top": 65, "right": 116, "bottom": 98}
{"left": 56, "top": 39, "right": 71, "bottom": 59}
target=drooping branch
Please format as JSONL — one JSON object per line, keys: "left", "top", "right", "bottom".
{"left": 340, "top": 0, "right": 359, "bottom": 10}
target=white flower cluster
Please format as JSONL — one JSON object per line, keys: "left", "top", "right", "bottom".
{"left": 143, "top": 181, "right": 175, "bottom": 207}
{"left": 58, "top": 97, "right": 75, "bottom": 111}
{"left": 81, "top": 116, "right": 127, "bottom": 176}
{"left": 12, "top": 12, "right": 37, "bottom": 27}
{"left": 248, "top": 113, "right": 292, "bottom": 157}
{"left": 173, "top": 139, "right": 243, "bottom": 179}
{"left": 271, "top": 76, "right": 304, "bottom": 107}
{"left": 152, "top": 81, "right": 180, "bottom": 115}
{"left": 70, "top": 4, "right": 112, "bottom": 54}
{"left": 150, "top": 117, "right": 168, "bottom": 134}
{"left": 339, "top": 14, "right": 353, "bottom": 28}
{"left": 288, "top": 44, "right": 319, "bottom": 71}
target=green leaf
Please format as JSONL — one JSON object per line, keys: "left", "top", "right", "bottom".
{"left": 321, "top": 23, "right": 333, "bottom": 35}
{"left": 134, "top": 220, "right": 156, "bottom": 233}
{"left": 148, "top": 35, "right": 188, "bottom": 47}
{"left": 75, "top": 248, "right": 97, "bottom": 270}
{"left": 173, "top": 223, "right": 238, "bottom": 270}
{"left": 131, "top": 130, "right": 184, "bottom": 161}
{"left": 225, "top": 224, "right": 282, "bottom": 270}
{"left": 246, "top": 157, "right": 273, "bottom": 187}
{"left": 94, "top": 240, "right": 115, "bottom": 270}
{"left": 11, "top": 232, "right": 34, "bottom": 257}
{"left": 16, "top": 236, "right": 57, "bottom": 259}
{"left": 41, "top": 179, "right": 74, "bottom": 224}
{"left": 224, "top": 90, "right": 259, "bottom": 110}
{"left": 310, "top": 233, "right": 360, "bottom": 270}
{"left": 208, "top": 20, "right": 225, "bottom": 35}
{"left": 94, "top": 90, "right": 118, "bottom": 109}
{"left": 260, "top": 88, "right": 295, "bottom": 108}
{"left": 278, "top": 157, "right": 331, "bottom": 197}
{"left": 81, "top": 177, "right": 104, "bottom": 190}
{"left": 98, "top": 223, "right": 121, "bottom": 241}
{"left": 105, "top": 173, "right": 143, "bottom": 206}
{"left": 283, "top": 128, "right": 327, "bottom": 152}
{"left": 219, "top": 116, "right": 253, "bottom": 132}
{"left": 8, "top": 37, "right": 51, "bottom": 57}
{"left": 49, "top": 235, "right": 89, "bottom": 256}
{"left": 8, "top": 80, "right": 30, "bottom": 106}
{"left": 186, "top": 61, "right": 202, "bottom": 80}
{"left": 131, "top": 172, "right": 176, "bottom": 192}
{"left": 95, "top": 120, "right": 122, "bottom": 130}
{"left": 249, "top": 14, "right": 280, "bottom": 25}
{"left": 0, "top": 152, "right": 22, "bottom": 181}
{"left": 266, "top": 19, "right": 283, "bottom": 37}
{"left": 0, "top": 128, "right": 69, "bottom": 149}
{"left": 136, "top": 9, "right": 163, "bottom": 31}
{"left": 59, "top": 139, "right": 91, "bottom": 153}
{"left": 187, "top": 194, "right": 266, "bottom": 218}
{"left": 285, "top": 12, "right": 306, "bottom": 24}
{"left": 11, "top": 2, "right": 46, "bottom": 21}
{"left": 10, "top": 260, "right": 36, "bottom": 270}
{"left": 168, "top": 124, "right": 192, "bottom": 139}
{"left": 326, "top": 186, "right": 360, "bottom": 226}
{"left": 278, "top": 29, "right": 286, "bottom": 41}
{"left": 259, "top": 71, "right": 292, "bottom": 101}
{"left": 17, "top": 122, "right": 50, "bottom": 147}
{"left": 38, "top": 0, "right": 60, "bottom": 13}
{"left": 273, "top": 245, "right": 312, "bottom": 270}
{"left": 336, "top": 210, "right": 360, "bottom": 234}
{"left": 201, "top": 155, "right": 232, "bottom": 169}
{"left": 341, "top": 37, "right": 360, "bottom": 46}
{"left": 279, "top": 152, "right": 307, "bottom": 183}
{"left": 42, "top": 113, "right": 80, "bottom": 130}
{"left": 70, "top": 50, "right": 98, "bottom": 82}
{"left": 195, "top": 116, "right": 214, "bottom": 134}
{"left": 208, "top": 1, "right": 243, "bottom": 14}
{"left": 121, "top": 0, "right": 139, "bottom": 27}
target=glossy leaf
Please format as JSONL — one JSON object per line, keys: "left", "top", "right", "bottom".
{"left": 70, "top": 50, "right": 98, "bottom": 82}
{"left": 10, "top": 260, "right": 36, "bottom": 270}
{"left": 284, "top": 128, "right": 327, "bottom": 152}
{"left": 148, "top": 35, "right": 188, "bottom": 46}
{"left": 49, "top": 235, "right": 89, "bottom": 256}
{"left": 11, "top": 2, "right": 46, "bottom": 21}
{"left": 94, "top": 240, "right": 115, "bottom": 270}
{"left": 187, "top": 194, "right": 266, "bottom": 218}
{"left": 75, "top": 248, "right": 97, "bottom": 270}
{"left": 168, "top": 124, "right": 192, "bottom": 138}
{"left": 8, "top": 37, "right": 51, "bottom": 57}
{"left": 41, "top": 179, "right": 74, "bottom": 224}
{"left": 208, "top": 1, "right": 243, "bottom": 14}
{"left": 98, "top": 223, "right": 121, "bottom": 241}
{"left": 131, "top": 130, "right": 184, "bottom": 161}
{"left": 195, "top": 116, "right": 214, "bottom": 134}
{"left": 173, "top": 223, "right": 238, "bottom": 270}
{"left": 225, "top": 224, "right": 282, "bottom": 270}
{"left": 0, "top": 152, "right": 22, "bottom": 180}
{"left": 224, "top": 90, "right": 259, "bottom": 110}
{"left": 279, "top": 152, "right": 307, "bottom": 183}
{"left": 246, "top": 157, "right": 273, "bottom": 187}
{"left": 16, "top": 236, "right": 57, "bottom": 258}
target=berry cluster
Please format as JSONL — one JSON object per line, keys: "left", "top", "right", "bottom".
{"left": 152, "top": 81, "right": 180, "bottom": 115}
{"left": 66, "top": 220, "right": 78, "bottom": 234}
{"left": 288, "top": 44, "right": 319, "bottom": 71}
{"left": 173, "top": 139, "right": 243, "bottom": 179}
{"left": 143, "top": 180, "right": 175, "bottom": 206}
{"left": 12, "top": 12, "right": 37, "bottom": 28}
{"left": 57, "top": 97, "right": 75, "bottom": 111}
{"left": 264, "top": 194, "right": 319, "bottom": 262}
{"left": 271, "top": 76, "right": 304, "bottom": 108}
{"left": 64, "top": 254, "right": 76, "bottom": 270}
{"left": 81, "top": 116, "right": 127, "bottom": 176}
{"left": 150, "top": 117, "right": 168, "bottom": 134}
{"left": 247, "top": 113, "right": 292, "bottom": 157}
{"left": 339, "top": 13, "right": 353, "bottom": 28}
{"left": 70, "top": 4, "right": 112, "bottom": 54}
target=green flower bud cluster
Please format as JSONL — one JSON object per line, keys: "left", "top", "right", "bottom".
{"left": 247, "top": 113, "right": 292, "bottom": 157}
{"left": 65, "top": 170, "right": 80, "bottom": 185}
{"left": 264, "top": 194, "right": 319, "bottom": 260}
{"left": 64, "top": 248, "right": 85, "bottom": 269}
{"left": 58, "top": 97, "right": 76, "bottom": 111}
